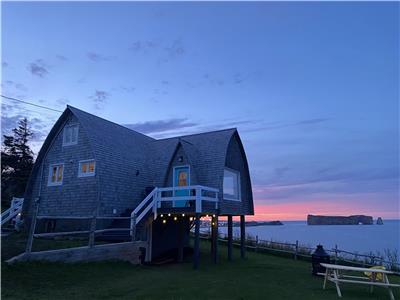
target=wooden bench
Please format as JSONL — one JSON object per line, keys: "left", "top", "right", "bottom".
{"left": 320, "top": 263, "right": 400, "bottom": 300}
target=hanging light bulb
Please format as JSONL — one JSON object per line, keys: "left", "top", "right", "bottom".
{"left": 168, "top": 213, "right": 171, "bottom": 217}
{"left": 182, "top": 213, "right": 185, "bottom": 217}
{"left": 213, "top": 214, "right": 216, "bottom": 218}
{"left": 163, "top": 219, "right": 166, "bottom": 224}
{"left": 189, "top": 217, "right": 193, "bottom": 221}
{"left": 174, "top": 216, "right": 177, "bottom": 221}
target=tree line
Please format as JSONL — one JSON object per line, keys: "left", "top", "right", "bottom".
{"left": 1, "top": 118, "right": 35, "bottom": 208}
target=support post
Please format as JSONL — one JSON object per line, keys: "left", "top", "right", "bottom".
{"left": 295, "top": 240, "right": 299, "bottom": 260}
{"left": 178, "top": 217, "right": 185, "bottom": 263}
{"left": 210, "top": 216, "right": 214, "bottom": 255}
{"left": 227, "top": 215, "right": 233, "bottom": 261}
{"left": 130, "top": 213, "right": 136, "bottom": 242}
{"left": 213, "top": 215, "right": 218, "bottom": 264}
{"left": 193, "top": 213, "right": 200, "bottom": 269}
{"left": 25, "top": 198, "right": 40, "bottom": 254}
{"left": 88, "top": 214, "right": 97, "bottom": 248}
{"left": 240, "top": 215, "right": 245, "bottom": 259}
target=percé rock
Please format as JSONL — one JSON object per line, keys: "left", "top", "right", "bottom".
{"left": 376, "top": 217, "right": 384, "bottom": 225}
{"left": 307, "top": 214, "right": 373, "bottom": 225}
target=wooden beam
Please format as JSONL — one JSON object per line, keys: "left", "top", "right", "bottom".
{"left": 227, "top": 215, "right": 233, "bottom": 261}
{"left": 240, "top": 215, "right": 245, "bottom": 259}
{"left": 193, "top": 213, "right": 200, "bottom": 269}
{"left": 213, "top": 215, "right": 218, "bottom": 264}
{"left": 25, "top": 198, "right": 40, "bottom": 254}
{"left": 210, "top": 216, "right": 214, "bottom": 256}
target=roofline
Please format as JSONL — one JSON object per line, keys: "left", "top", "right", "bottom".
{"left": 155, "top": 127, "right": 237, "bottom": 141}
{"left": 66, "top": 105, "right": 155, "bottom": 141}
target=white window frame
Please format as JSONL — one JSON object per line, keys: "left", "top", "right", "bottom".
{"left": 48, "top": 163, "right": 64, "bottom": 186}
{"left": 63, "top": 124, "right": 79, "bottom": 146}
{"left": 223, "top": 167, "right": 241, "bottom": 201}
{"left": 78, "top": 159, "right": 96, "bottom": 177}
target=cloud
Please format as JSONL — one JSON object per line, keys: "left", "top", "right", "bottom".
{"left": 28, "top": 59, "right": 48, "bottom": 78}
{"left": 244, "top": 118, "right": 330, "bottom": 133}
{"left": 295, "top": 118, "right": 329, "bottom": 125}
{"left": 1, "top": 80, "right": 28, "bottom": 92}
{"left": 87, "top": 52, "right": 112, "bottom": 62}
{"left": 89, "top": 90, "right": 110, "bottom": 109}
{"left": 129, "top": 40, "right": 159, "bottom": 53}
{"left": 56, "top": 55, "right": 68, "bottom": 61}
{"left": 124, "top": 118, "right": 198, "bottom": 134}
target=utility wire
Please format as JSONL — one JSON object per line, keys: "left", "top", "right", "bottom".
{"left": 1, "top": 94, "right": 63, "bottom": 113}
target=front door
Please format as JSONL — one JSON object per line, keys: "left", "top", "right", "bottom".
{"left": 173, "top": 166, "right": 190, "bottom": 207}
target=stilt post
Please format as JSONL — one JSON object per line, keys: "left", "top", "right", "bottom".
{"left": 178, "top": 217, "right": 185, "bottom": 262}
{"left": 213, "top": 215, "right": 218, "bottom": 264}
{"left": 240, "top": 215, "right": 246, "bottom": 259}
{"left": 227, "top": 215, "right": 233, "bottom": 261}
{"left": 193, "top": 213, "right": 201, "bottom": 269}
{"left": 26, "top": 198, "right": 40, "bottom": 254}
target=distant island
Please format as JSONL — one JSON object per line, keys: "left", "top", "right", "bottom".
{"left": 307, "top": 214, "right": 373, "bottom": 225}
{"left": 216, "top": 220, "right": 283, "bottom": 227}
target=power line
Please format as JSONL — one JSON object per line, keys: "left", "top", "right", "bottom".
{"left": 1, "top": 95, "right": 63, "bottom": 113}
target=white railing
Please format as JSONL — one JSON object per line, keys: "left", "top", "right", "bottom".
{"left": 130, "top": 185, "right": 219, "bottom": 235}
{"left": 1, "top": 197, "right": 24, "bottom": 228}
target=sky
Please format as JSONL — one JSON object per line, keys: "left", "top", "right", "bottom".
{"left": 1, "top": 2, "right": 399, "bottom": 221}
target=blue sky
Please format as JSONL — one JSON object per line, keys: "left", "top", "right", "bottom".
{"left": 2, "top": 2, "right": 399, "bottom": 220}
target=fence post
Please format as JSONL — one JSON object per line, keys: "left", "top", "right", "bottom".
{"left": 294, "top": 240, "right": 299, "bottom": 260}
{"left": 88, "top": 214, "right": 97, "bottom": 248}
{"left": 334, "top": 244, "right": 338, "bottom": 264}
{"left": 130, "top": 213, "right": 136, "bottom": 242}
{"left": 255, "top": 235, "right": 258, "bottom": 253}
{"left": 25, "top": 197, "right": 40, "bottom": 254}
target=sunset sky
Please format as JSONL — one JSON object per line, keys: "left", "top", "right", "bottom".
{"left": 2, "top": 2, "right": 399, "bottom": 220}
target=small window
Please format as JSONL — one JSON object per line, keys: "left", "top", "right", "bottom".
{"left": 48, "top": 164, "right": 64, "bottom": 186}
{"left": 223, "top": 168, "right": 241, "bottom": 201}
{"left": 78, "top": 160, "right": 96, "bottom": 177}
{"left": 63, "top": 124, "right": 79, "bottom": 146}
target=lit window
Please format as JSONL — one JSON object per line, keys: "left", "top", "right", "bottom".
{"left": 48, "top": 164, "right": 63, "bottom": 186}
{"left": 223, "top": 168, "right": 240, "bottom": 200}
{"left": 63, "top": 124, "right": 79, "bottom": 146}
{"left": 78, "top": 160, "right": 96, "bottom": 177}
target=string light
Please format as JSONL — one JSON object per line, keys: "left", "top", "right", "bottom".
{"left": 182, "top": 213, "right": 185, "bottom": 217}
{"left": 189, "top": 217, "right": 193, "bottom": 221}
{"left": 206, "top": 214, "right": 209, "bottom": 218}
{"left": 213, "top": 214, "right": 216, "bottom": 218}
{"left": 212, "top": 222, "right": 215, "bottom": 226}
{"left": 160, "top": 214, "right": 164, "bottom": 217}
{"left": 174, "top": 216, "right": 177, "bottom": 221}
{"left": 163, "top": 219, "right": 166, "bottom": 224}
{"left": 168, "top": 213, "right": 171, "bottom": 217}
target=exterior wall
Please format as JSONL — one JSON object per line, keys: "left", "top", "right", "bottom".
{"left": 31, "top": 114, "right": 98, "bottom": 218}
{"left": 163, "top": 144, "right": 199, "bottom": 187}
{"left": 220, "top": 134, "right": 254, "bottom": 215}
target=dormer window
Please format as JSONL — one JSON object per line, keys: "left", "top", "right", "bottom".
{"left": 63, "top": 124, "right": 78, "bottom": 146}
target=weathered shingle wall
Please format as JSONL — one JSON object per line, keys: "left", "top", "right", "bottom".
{"left": 35, "top": 114, "right": 98, "bottom": 216}
{"left": 221, "top": 133, "right": 254, "bottom": 215}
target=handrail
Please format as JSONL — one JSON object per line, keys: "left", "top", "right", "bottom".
{"left": 1, "top": 197, "right": 24, "bottom": 226}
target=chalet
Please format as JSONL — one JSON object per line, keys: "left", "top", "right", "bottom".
{"left": 21, "top": 106, "right": 254, "bottom": 267}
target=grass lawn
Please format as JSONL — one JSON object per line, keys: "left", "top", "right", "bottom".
{"left": 2, "top": 234, "right": 399, "bottom": 300}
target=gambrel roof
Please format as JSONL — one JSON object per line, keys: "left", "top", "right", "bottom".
{"left": 24, "top": 105, "right": 253, "bottom": 216}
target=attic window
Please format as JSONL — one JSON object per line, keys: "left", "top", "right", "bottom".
{"left": 78, "top": 160, "right": 96, "bottom": 177}
{"left": 63, "top": 124, "right": 79, "bottom": 146}
{"left": 48, "top": 164, "right": 64, "bottom": 186}
{"left": 223, "top": 168, "right": 241, "bottom": 201}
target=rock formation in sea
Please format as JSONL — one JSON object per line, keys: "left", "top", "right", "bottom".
{"left": 307, "top": 214, "right": 373, "bottom": 225}
{"left": 376, "top": 217, "right": 384, "bottom": 225}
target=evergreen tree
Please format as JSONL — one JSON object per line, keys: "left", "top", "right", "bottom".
{"left": 1, "top": 118, "right": 35, "bottom": 208}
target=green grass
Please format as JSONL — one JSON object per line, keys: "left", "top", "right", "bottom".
{"left": 2, "top": 235, "right": 399, "bottom": 300}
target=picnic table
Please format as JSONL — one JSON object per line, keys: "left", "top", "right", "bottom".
{"left": 320, "top": 263, "right": 400, "bottom": 300}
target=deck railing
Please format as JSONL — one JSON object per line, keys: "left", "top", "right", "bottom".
{"left": 1, "top": 197, "right": 24, "bottom": 227}
{"left": 130, "top": 185, "right": 219, "bottom": 233}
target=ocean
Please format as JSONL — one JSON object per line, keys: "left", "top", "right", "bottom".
{"left": 218, "top": 220, "right": 400, "bottom": 256}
